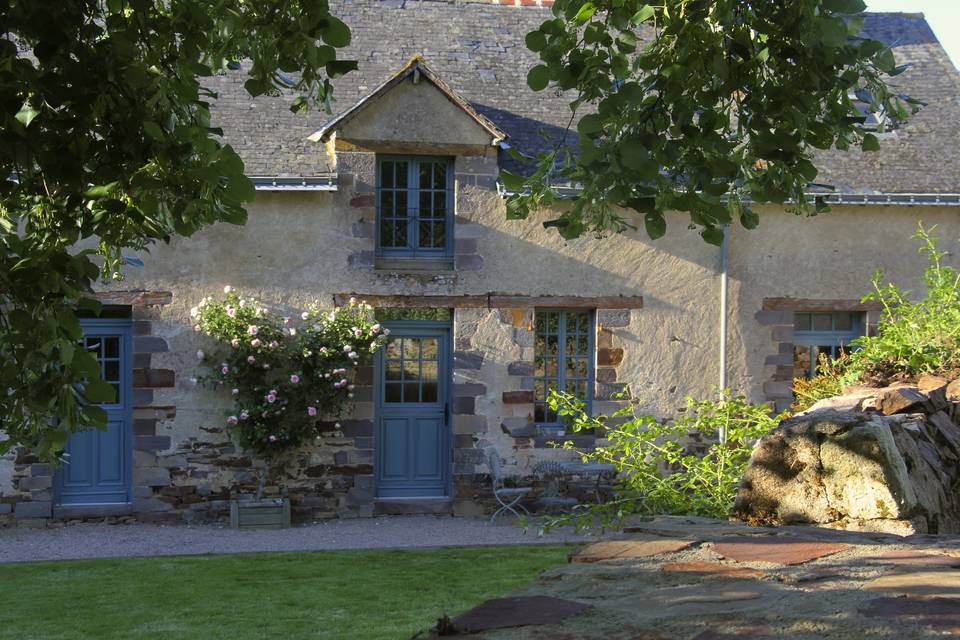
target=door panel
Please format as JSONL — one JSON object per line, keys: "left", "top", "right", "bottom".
{"left": 375, "top": 324, "right": 450, "bottom": 498}
{"left": 57, "top": 320, "right": 133, "bottom": 506}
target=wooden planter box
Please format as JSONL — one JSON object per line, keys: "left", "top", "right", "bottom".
{"left": 229, "top": 498, "right": 291, "bottom": 530}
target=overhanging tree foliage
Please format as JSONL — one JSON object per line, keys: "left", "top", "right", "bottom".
{"left": 502, "top": 0, "right": 921, "bottom": 243}
{"left": 0, "top": 0, "right": 354, "bottom": 459}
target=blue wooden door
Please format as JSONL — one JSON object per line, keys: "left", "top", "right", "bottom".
{"left": 375, "top": 324, "right": 451, "bottom": 498}
{"left": 56, "top": 319, "right": 133, "bottom": 506}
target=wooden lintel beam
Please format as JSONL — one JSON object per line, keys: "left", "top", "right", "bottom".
{"left": 335, "top": 294, "right": 643, "bottom": 310}
{"left": 762, "top": 298, "right": 882, "bottom": 312}
{"left": 92, "top": 290, "right": 173, "bottom": 307}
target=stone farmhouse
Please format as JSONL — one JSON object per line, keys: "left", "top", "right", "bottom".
{"left": 3, "top": 1, "right": 960, "bottom": 524}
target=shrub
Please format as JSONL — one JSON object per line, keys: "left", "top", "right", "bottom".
{"left": 846, "top": 224, "right": 960, "bottom": 382}
{"left": 192, "top": 289, "right": 388, "bottom": 460}
{"left": 541, "top": 388, "right": 786, "bottom": 532}
{"left": 789, "top": 224, "right": 960, "bottom": 403}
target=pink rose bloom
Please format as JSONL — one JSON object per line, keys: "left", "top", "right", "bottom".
{"left": 290, "top": 374, "right": 300, "bottom": 384}
{"left": 307, "top": 406, "right": 317, "bottom": 417}
{"left": 371, "top": 324, "right": 381, "bottom": 334}
{"left": 226, "top": 306, "right": 236, "bottom": 317}
{"left": 269, "top": 340, "right": 279, "bottom": 349}
{"left": 268, "top": 435, "right": 278, "bottom": 443}
{"left": 239, "top": 411, "right": 249, "bottom": 421}
{"left": 247, "top": 325, "right": 258, "bottom": 335}
{"left": 221, "top": 365, "right": 229, "bottom": 375}
{"left": 383, "top": 328, "right": 390, "bottom": 336}
{"left": 250, "top": 338, "right": 261, "bottom": 348}
{"left": 343, "top": 345, "right": 352, "bottom": 353}
{"left": 226, "top": 416, "right": 238, "bottom": 425}
{"left": 353, "top": 328, "right": 362, "bottom": 338}
{"left": 247, "top": 355, "right": 256, "bottom": 364}
{"left": 231, "top": 338, "right": 240, "bottom": 348}
{"left": 266, "top": 393, "right": 276, "bottom": 403}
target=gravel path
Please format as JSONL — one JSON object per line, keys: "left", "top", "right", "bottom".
{"left": 0, "top": 516, "right": 591, "bottom": 564}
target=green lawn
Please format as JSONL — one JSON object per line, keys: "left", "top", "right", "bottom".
{"left": 0, "top": 545, "right": 570, "bottom": 640}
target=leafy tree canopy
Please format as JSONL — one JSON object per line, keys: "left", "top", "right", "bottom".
{"left": 0, "top": 0, "right": 353, "bottom": 459}
{"left": 502, "top": 0, "right": 921, "bottom": 244}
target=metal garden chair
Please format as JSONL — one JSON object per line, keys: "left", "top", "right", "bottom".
{"left": 488, "top": 449, "right": 532, "bottom": 523}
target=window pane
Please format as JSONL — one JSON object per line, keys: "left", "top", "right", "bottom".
{"left": 813, "top": 314, "right": 832, "bottom": 331}
{"left": 395, "top": 220, "right": 408, "bottom": 247}
{"left": 419, "top": 163, "right": 431, "bottom": 189}
{"left": 385, "top": 339, "right": 402, "bottom": 360}
{"left": 422, "top": 361, "right": 438, "bottom": 382}
{"left": 419, "top": 191, "right": 432, "bottom": 216}
{"left": 421, "top": 383, "right": 438, "bottom": 403}
{"left": 403, "top": 383, "right": 420, "bottom": 403}
{"left": 380, "top": 222, "right": 395, "bottom": 248}
{"left": 403, "top": 360, "right": 420, "bottom": 381}
{"left": 385, "top": 383, "right": 402, "bottom": 403}
{"left": 547, "top": 335, "right": 558, "bottom": 356}
{"left": 419, "top": 221, "right": 432, "bottom": 248}
{"left": 386, "top": 361, "right": 402, "bottom": 381}
{"left": 381, "top": 161, "right": 394, "bottom": 188}
{"left": 403, "top": 338, "right": 420, "bottom": 359}
{"left": 395, "top": 162, "right": 408, "bottom": 188}
{"left": 431, "top": 222, "right": 445, "bottom": 248}
{"left": 433, "top": 191, "right": 446, "bottom": 217}
{"left": 395, "top": 190, "right": 408, "bottom": 217}
{"left": 104, "top": 337, "right": 120, "bottom": 358}
{"left": 566, "top": 313, "right": 578, "bottom": 333}
{"left": 381, "top": 190, "right": 394, "bottom": 214}
{"left": 577, "top": 335, "right": 589, "bottom": 354}
{"left": 795, "top": 313, "right": 811, "bottom": 331}
{"left": 421, "top": 339, "right": 438, "bottom": 360}
{"left": 433, "top": 162, "right": 446, "bottom": 189}
{"left": 835, "top": 313, "right": 853, "bottom": 331}
{"left": 104, "top": 360, "right": 120, "bottom": 383}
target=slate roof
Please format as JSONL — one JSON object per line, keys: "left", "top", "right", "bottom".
{"left": 206, "top": 1, "right": 960, "bottom": 194}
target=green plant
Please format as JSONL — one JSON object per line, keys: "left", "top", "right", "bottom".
{"left": 542, "top": 388, "right": 786, "bottom": 532}
{"left": 790, "top": 352, "right": 848, "bottom": 413}
{"left": 194, "top": 291, "right": 387, "bottom": 460}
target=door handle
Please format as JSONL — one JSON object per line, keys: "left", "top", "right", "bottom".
{"left": 444, "top": 402, "right": 449, "bottom": 427}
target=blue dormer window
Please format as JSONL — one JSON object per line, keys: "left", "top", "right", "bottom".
{"left": 376, "top": 156, "right": 454, "bottom": 257}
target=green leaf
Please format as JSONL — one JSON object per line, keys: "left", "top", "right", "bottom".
{"left": 143, "top": 121, "right": 164, "bottom": 140}
{"left": 322, "top": 16, "right": 351, "bottom": 48}
{"left": 15, "top": 99, "right": 40, "bottom": 127}
{"left": 573, "top": 2, "right": 596, "bottom": 24}
{"left": 576, "top": 113, "right": 604, "bottom": 137}
{"left": 644, "top": 212, "right": 666, "bottom": 239}
{"left": 632, "top": 5, "right": 655, "bottom": 24}
{"left": 84, "top": 182, "right": 119, "bottom": 199}
{"left": 701, "top": 226, "right": 725, "bottom": 246}
{"left": 499, "top": 170, "right": 526, "bottom": 192}
{"left": 527, "top": 65, "right": 551, "bottom": 92}
{"left": 861, "top": 133, "right": 881, "bottom": 151}
{"left": 739, "top": 207, "right": 760, "bottom": 230}
{"left": 326, "top": 60, "right": 358, "bottom": 78}
{"left": 83, "top": 379, "right": 117, "bottom": 404}
{"left": 822, "top": 0, "right": 866, "bottom": 14}
{"left": 525, "top": 30, "right": 547, "bottom": 52}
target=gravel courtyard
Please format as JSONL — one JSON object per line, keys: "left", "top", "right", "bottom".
{"left": 0, "top": 515, "right": 588, "bottom": 564}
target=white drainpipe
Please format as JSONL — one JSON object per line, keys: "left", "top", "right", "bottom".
{"left": 719, "top": 225, "right": 729, "bottom": 443}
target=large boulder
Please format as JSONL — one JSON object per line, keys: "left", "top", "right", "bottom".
{"left": 734, "top": 384, "right": 960, "bottom": 535}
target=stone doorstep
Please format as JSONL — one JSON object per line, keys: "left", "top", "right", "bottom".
{"left": 373, "top": 498, "right": 453, "bottom": 516}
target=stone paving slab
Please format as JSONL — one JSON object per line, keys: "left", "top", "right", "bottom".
{"left": 660, "top": 561, "right": 766, "bottom": 579}
{"left": 450, "top": 596, "right": 591, "bottom": 633}
{"left": 711, "top": 537, "right": 851, "bottom": 565}
{"left": 569, "top": 538, "right": 696, "bottom": 563}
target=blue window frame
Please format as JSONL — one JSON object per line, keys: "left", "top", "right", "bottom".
{"left": 376, "top": 156, "right": 454, "bottom": 257}
{"left": 793, "top": 312, "right": 864, "bottom": 379}
{"left": 534, "top": 309, "right": 595, "bottom": 425}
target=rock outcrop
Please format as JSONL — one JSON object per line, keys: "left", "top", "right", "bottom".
{"left": 734, "top": 376, "right": 960, "bottom": 535}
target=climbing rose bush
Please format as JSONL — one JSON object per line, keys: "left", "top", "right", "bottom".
{"left": 192, "top": 289, "right": 388, "bottom": 458}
